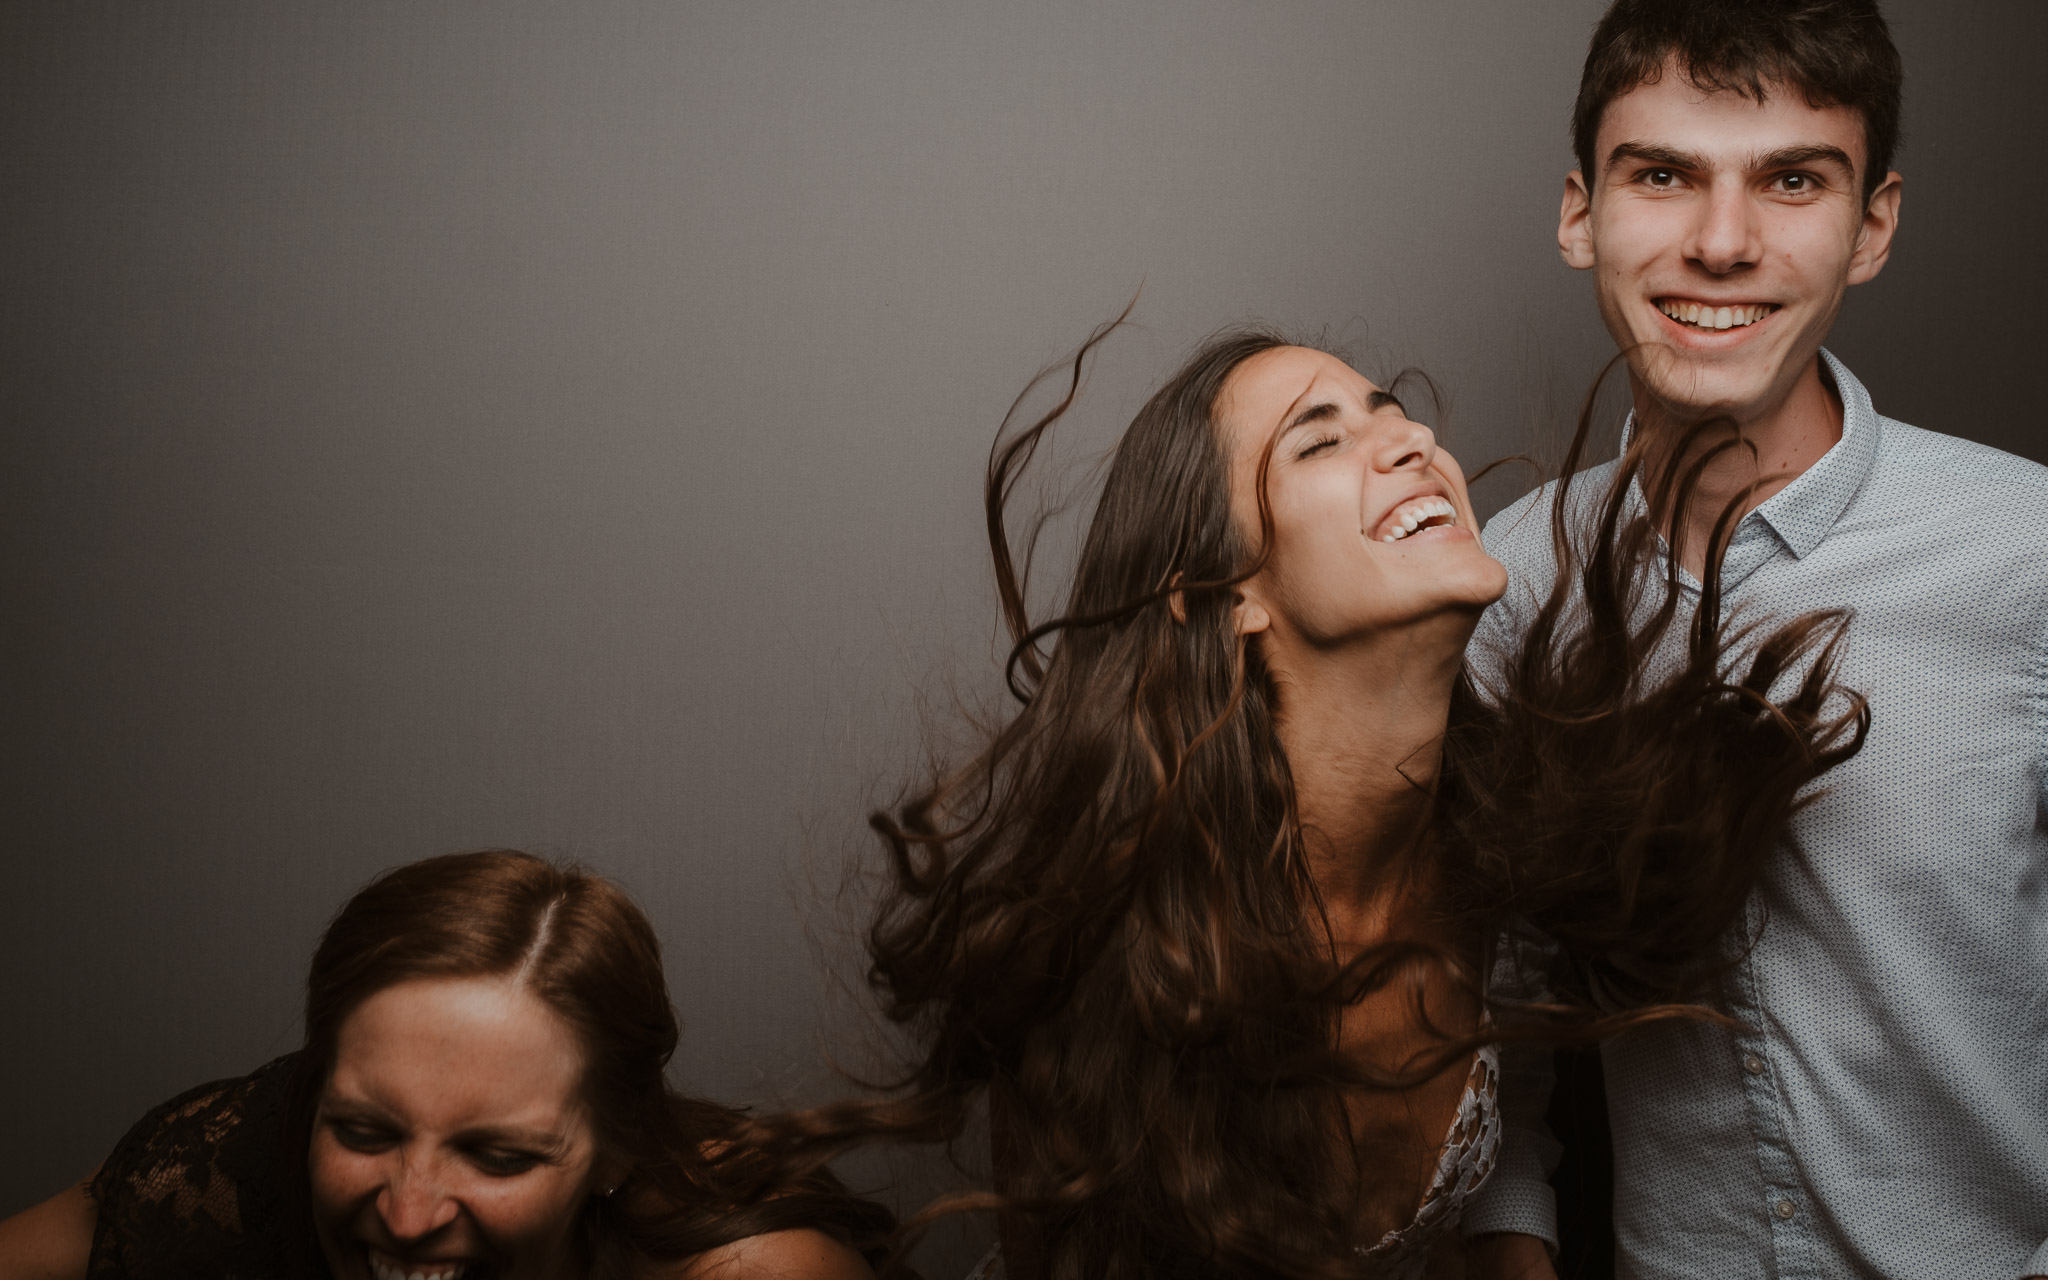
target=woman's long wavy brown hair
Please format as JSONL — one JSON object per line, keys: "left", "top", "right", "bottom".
{"left": 771, "top": 323, "right": 1865, "bottom": 1279}
{"left": 280, "top": 850, "right": 895, "bottom": 1277}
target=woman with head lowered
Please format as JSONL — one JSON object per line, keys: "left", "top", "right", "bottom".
{"left": 786, "top": 324, "right": 1865, "bottom": 1278}
{"left": 0, "top": 850, "right": 890, "bottom": 1280}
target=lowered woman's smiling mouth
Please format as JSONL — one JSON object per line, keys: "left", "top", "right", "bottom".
{"left": 367, "top": 1248, "right": 472, "bottom": 1280}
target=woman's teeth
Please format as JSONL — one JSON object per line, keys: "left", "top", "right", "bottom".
{"left": 1657, "top": 300, "right": 1777, "bottom": 331}
{"left": 369, "top": 1252, "right": 469, "bottom": 1280}
{"left": 1380, "top": 497, "right": 1458, "bottom": 543}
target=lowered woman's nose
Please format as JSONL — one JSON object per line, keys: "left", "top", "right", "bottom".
{"left": 375, "top": 1156, "right": 461, "bottom": 1240}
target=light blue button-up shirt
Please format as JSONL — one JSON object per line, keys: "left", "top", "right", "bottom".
{"left": 1462, "top": 352, "right": 2048, "bottom": 1279}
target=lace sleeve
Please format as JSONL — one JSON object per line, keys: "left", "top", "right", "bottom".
{"left": 87, "top": 1054, "right": 321, "bottom": 1280}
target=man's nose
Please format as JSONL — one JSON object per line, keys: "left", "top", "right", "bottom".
{"left": 1370, "top": 416, "right": 1436, "bottom": 473}
{"left": 376, "top": 1155, "right": 461, "bottom": 1240}
{"left": 1684, "top": 180, "right": 1762, "bottom": 274}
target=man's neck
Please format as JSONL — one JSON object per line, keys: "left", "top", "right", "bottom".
{"left": 1635, "top": 353, "right": 1844, "bottom": 578}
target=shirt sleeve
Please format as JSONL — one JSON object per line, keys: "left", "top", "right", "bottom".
{"left": 1460, "top": 933, "right": 1563, "bottom": 1250}
{"left": 2022, "top": 1236, "right": 2048, "bottom": 1279}
{"left": 1459, "top": 1040, "right": 1562, "bottom": 1248}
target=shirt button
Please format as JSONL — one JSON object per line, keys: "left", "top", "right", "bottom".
{"left": 1775, "top": 1199, "right": 1797, "bottom": 1220}
{"left": 1743, "top": 1053, "right": 1766, "bottom": 1076}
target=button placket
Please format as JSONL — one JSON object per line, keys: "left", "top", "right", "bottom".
{"left": 1725, "top": 908, "right": 1815, "bottom": 1276}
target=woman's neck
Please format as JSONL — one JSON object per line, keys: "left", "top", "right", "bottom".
{"left": 1266, "top": 612, "right": 1471, "bottom": 946}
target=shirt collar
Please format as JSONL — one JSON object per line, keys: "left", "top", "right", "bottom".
{"left": 1615, "top": 347, "right": 1881, "bottom": 562}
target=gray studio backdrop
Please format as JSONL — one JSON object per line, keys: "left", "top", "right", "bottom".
{"left": 3, "top": 0, "right": 2042, "bottom": 1241}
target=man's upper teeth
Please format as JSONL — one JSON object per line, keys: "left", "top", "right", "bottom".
{"left": 1658, "top": 300, "right": 1774, "bottom": 330}
{"left": 1382, "top": 497, "right": 1457, "bottom": 542}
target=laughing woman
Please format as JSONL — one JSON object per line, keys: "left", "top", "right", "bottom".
{"left": 783, "top": 324, "right": 1865, "bottom": 1278}
{"left": 0, "top": 850, "right": 891, "bottom": 1280}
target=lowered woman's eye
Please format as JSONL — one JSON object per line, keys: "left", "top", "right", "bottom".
{"left": 326, "top": 1119, "right": 396, "bottom": 1153}
{"left": 466, "top": 1146, "right": 544, "bottom": 1177}
{"left": 1296, "top": 433, "right": 1341, "bottom": 459}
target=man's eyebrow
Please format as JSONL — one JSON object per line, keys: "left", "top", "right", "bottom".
{"left": 1604, "top": 142, "right": 1708, "bottom": 174}
{"left": 1750, "top": 143, "right": 1854, "bottom": 174}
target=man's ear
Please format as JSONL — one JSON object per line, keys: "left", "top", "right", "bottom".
{"left": 1847, "top": 171, "right": 1903, "bottom": 286}
{"left": 1559, "top": 170, "right": 1596, "bottom": 270}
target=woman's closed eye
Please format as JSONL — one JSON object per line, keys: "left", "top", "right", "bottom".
{"left": 463, "top": 1145, "right": 547, "bottom": 1177}
{"left": 326, "top": 1118, "right": 397, "bottom": 1153}
{"left": 1295, "top": 432, "right": 1341, "bottom": 460}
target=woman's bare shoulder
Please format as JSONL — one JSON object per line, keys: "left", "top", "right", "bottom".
{"left": 666, "top": 1229, "right": 875, "bottom": 1280}
{"left": 0, "top": 1176, "right": 97, "bottom": 1280}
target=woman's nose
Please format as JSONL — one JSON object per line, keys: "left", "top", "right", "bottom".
{"left": 1370, "top": 416, "right": 1436, "bottom": 473}
{"left": 376, "top": 1156, "right": 461, "bottom": 1239}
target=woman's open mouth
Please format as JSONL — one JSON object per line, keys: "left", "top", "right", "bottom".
{"left": 1374, "top": 495, "right": 1460, "bottom": 543}
{"left": 368, "top": 1248, "right": 472, "bottom": 1280}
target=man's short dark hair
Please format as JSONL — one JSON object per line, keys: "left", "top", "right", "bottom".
{"left": 1573, "top": 0, "right": 1903, "bottom": 201}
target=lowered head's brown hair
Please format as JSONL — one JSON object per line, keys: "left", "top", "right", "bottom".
{"left": 761, "top": 325, "right": 1863, "bottom": 1279}
{"left": 1573, "top": 0, "right": 1903, "bottom": 200}
{"left": 284, "top": 850, "right": 892, "bottom": 1275}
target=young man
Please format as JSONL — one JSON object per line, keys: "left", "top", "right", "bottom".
{"left": 1462, "top": 2, "right": 2048, "bottom": 1278}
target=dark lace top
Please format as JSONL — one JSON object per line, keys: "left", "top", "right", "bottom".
{"left": 88, "top": 1054, "right": 329, "bottom": 1280}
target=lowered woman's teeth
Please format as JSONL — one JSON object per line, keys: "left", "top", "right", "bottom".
{"left": 368, "top": 1251, "right": 469, "bottom": 1280}
{"left": 1656, "top": 299, "right": 1779, "bottom": 331}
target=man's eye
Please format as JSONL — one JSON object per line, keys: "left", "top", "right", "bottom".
{"left": 1645, "top": 168, "right": 1677, "bottom": 187}
{"left": 1779, "top": 173, "right": 1813, "bottom": 192}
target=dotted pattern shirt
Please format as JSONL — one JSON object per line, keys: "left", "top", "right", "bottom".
{"left": 1460, "top": 351, "right": 2048, "bottom": 1280}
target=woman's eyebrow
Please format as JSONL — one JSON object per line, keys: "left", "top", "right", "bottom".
{"left": 1282, "top": 401, "right": 1340, "bottom": 433}
{"left": 452, "top": 1123, "right": 569, "bottom": 1153}
{"left": 1367, "top": 390, "right": 1405, "bottom": 414}
{"left": 317, "top": 1092, "right": 388, "bottom": 1121}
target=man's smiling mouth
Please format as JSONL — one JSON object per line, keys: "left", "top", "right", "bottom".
{"left": 1655, "top": 299, "right": 1780, "bottom": 331}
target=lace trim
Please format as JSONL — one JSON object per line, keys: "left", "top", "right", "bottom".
{"left": 958, "top": 1044, "right": 1503, "bottom": 1280}
{"left": 1354, "top": 1043, "right": 1503, "bottom": 1278}
{"left": 87, "top": 1055, "right": 320, "bottom": 1280}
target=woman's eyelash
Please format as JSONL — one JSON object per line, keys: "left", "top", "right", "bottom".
{"left": 328, "top": 1120, "right": 394, "bottom": 1151}
{"left": 1297, "top": 434, "right": 1340, "bottom": 458}
{"left": 468, "top": 1147, "right": 544, "bottom": 1175}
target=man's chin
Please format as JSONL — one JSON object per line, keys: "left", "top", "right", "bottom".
{"left": 1626, "top": 348, "right": 1789, "bottom": 426}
